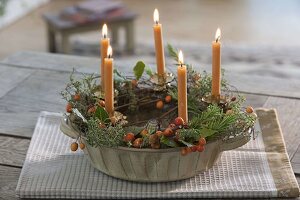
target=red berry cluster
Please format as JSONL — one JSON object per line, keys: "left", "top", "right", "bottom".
{"left": 123, "top": 117, "right": 187, "bottom": 149}
{"left": 122, "top": 117, "right": 206, "bottom": 155}
{"left": 65, "top": 93, "right": 106, "bottom": 116}
{"left": 180, "top": 137, "right": 206, "bottom": 156}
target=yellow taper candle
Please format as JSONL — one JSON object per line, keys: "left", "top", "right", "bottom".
{"left": 153, "top": 9, "right": 165, "bottom": 76}
{"left": 101, "top": 24, "right": 110, "bottom": 91}
{"left": 177, "top": 50, "right": 188, "bottom": 123}
{"left": 104, "top": 46, "right": 114, "bottom": 116}
{"left": 212, "top": 28, "right": 221, "bottom": 100}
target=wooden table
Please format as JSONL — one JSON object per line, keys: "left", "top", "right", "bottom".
{"left": 0, "top": 51, "right": 299, "bottom": 199}
{"left": 43, "top": 11, "right": 137, "bottom": 54}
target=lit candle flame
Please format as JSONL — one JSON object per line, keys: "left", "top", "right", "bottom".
{"left": 153, "top": 9, "right": 159, "bottom": 24}
{"left": 107, "top": 46, "right": 112, "bottom": 58}
{"left": 215, "top": 28, "right": 221, "bottom": 42}
{"left": 102, "top": 24, "right": 107, "bottom": 38}
{"left": 178, "top": 50, "right": 184, "bottom": 65}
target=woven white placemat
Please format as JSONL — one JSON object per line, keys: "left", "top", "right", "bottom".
{"left": 16, "top": 111, "right": 279, "bottom": 199}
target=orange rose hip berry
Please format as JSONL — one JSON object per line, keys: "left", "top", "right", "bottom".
{"left": 71, "top": 142, "right": 78, "bottom": 151}
{"left": 156, "top": 100, "right": 164, "bottom": 110}
{"left": 74, "top": 94, "right": 80, "bottom": 101}
{"left": 123, "top": 133, "right": 135, "bottom": 142}
{"left": 165, "top": 95, "right": 172, "bottom": 103}
{"left": 246, "top": 106, "right": 254, "bottom": 114}
{"left": 66, "top": 103, "right": 72, "bottom": 113}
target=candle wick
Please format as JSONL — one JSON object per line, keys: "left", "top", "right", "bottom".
{"left": 104, "top": 34, "right": 107, "bottom": 39}
{"left": 155, "top": 20, "right": 158, "bottom": 25}
{"left": 108, "top": 54, "right": 111, "bottom": 59}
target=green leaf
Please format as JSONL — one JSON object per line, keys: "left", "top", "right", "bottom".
{"left": 123, "top": 126, "right": 143, "bottom": 135}
{"left": 167, "top": 88, "right": 178, "bottom": 100}
{"left": 161, "top": 136, "right": 178, "bottom": 147}
{"left": 167, "top": 43, "right": 178, "bottom": 60}
{"left": 95, "top": 106, "right": 110, "bottom": 123}
{"left": 145, "top": 66, "right": 153, "bottom": 77}
{"left": 179, "top": 139, "right": 193, "bottom": 147}
{"left": 133, "top": 61, "right": 145, "bottom": 81}
{"left": 160, "top": 135, "right": 179, "bottom": 147}
{"left": 114, "top": 69, "right": 126, "bottom": 81}
{"left": 199, "top": 128, "right": 217, "bottom": 138}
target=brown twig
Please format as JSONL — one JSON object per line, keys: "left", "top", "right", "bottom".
{"left": 115, "top": 98, "right": 160, "bottom": 110}
{"left": 126, "top": 119, "right": 150, "bottom": 126}
{"left": 125, "top": 106, "right": 177, "bottom": 127}
{"left": 159, "top": 106, "right": 177, "bottom": 120}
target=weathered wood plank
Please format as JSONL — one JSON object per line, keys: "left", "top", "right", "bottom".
{"left": 243, "top": 93, "right": 268, "bottom": 108}
{"left": 0, "top": 70, "right": 69, "bottom": 138}
{"left": 0, "top": 165, "right": 21, "bottom": 200}
{"left": 0, "top": 70, "right": 67, "bottom": 111}
{"left": 1, "top": 51, "right": 99, "bottom": 73}
{"left": 0, "top": 136, "right": 30, "bottom": 167}
{"left": 3, "top": 51, "right": 300, "bottom": 99}
{"left": 263, "top": 97, "right": 300, "bottom": 159}
{"left": 0, "top": 51, "right": 146, "bottom": 75}
{"left": 0, "top": 64, "right": 35, "bottom": 98}
{"left": 226, "top": 73, "right": 300, "bottom": 99}
{"left": 0, "top": 112, "right": 39, "bottom": 138}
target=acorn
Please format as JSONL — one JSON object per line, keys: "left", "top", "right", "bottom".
{"left": 71, "top": 142, "right": 78, "bottom": 151}
{"left": 231, "top": 96, "right": 236, "bottom": 102}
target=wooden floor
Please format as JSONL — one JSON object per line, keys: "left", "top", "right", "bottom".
{"left": 0, "top": 51, "right": 299, "bottom": 199}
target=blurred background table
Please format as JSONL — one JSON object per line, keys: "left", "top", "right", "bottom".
{"left": 42, "top": 0, "right": 137, "bottom": 54}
